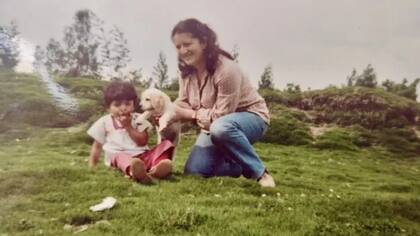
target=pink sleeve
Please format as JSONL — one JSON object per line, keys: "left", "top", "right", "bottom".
{"left": 174, "top": 77, "right": 192, "bottom": 109}
{"left": 196, "top": 66, "right": 241, "bottom": 130}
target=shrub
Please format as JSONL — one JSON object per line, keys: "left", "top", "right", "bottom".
{"left": 262, "top": 114, "right": 312, "bottom": 145}
{"left": 372, "top": 128, "right": 420, "bottom": 157}
{"left": 312, "top": 128, "right": 364, "bottom": 151}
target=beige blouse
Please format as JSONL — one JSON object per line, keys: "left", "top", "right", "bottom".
{"left": 176, "top": 56, "right": 270, "bottom": 130}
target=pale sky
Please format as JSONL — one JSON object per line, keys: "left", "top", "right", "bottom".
{"left": 1, "top": 0, "right": 419, "bottom": 89}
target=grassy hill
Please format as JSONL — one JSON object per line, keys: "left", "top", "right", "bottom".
{"left": 1, "top": 69, "right": 420, "bottom": 235}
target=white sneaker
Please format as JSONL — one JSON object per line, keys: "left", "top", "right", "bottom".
{"left": 258, "top": 172, "right": 276, "bottom": 187}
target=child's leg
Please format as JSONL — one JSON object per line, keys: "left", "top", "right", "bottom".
{"left": 111, "top": 153, "right": 152, "bottom": 183}
{"left": 110, "top": 152, "right": 133, "bottom": 175}
{"left": 149, "top": 154, "right": 172, "bottom": 179}
{"left": 139, "top": 140, "right": 174, "bottom": 179}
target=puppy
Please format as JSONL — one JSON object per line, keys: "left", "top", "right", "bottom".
{"left": 137, "top": 88, "right": 181, "bottom": 148}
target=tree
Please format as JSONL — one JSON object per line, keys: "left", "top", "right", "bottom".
{"left": 100, "top": 26, "right": 131, "bottom": 78}
{"left": 346, "top": 68, "right": 358, "bottom": 87}
{"left": 285, "top": 83, "right": 301, "bottom": 93}
{"left": 0, "top": 21, "right": 20, "bottom": 69}
{"left": 382, "top": 78, "right": 420, "bottom": 101}
{"left": 167, "top": 77, "right": 180, "bottom": 91}
{"left": 61, "top": 9, "right": 105, "bottom": 77}
{"left": 42, "top": 9, "right": 132, "bottom": 79}
{"left": 152, "top": 51, "right": 169, "bottom": 89}
{"left": 33, "top": 45, "right": 46, "bottom": 69}
{"left": 125, "top": 68, "right": 143, "bottom": 85}
{"left": 355, "top": 64, "right": 377, "bottom": 88}
{"left": 45, "top": 38, "right": 67, "bottom": 73}
{"left": 258, "top": 65, "right": 275, "bottom": 90}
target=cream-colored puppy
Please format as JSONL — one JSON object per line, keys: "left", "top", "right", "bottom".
{"left": 137, "top": 88, "right": 181, "bottom": 147}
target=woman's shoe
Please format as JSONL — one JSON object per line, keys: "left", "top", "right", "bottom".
{"left": 258, "top": 171, "right": 276, "bottom": 187}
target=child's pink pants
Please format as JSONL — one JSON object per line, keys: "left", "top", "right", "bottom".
{"left": 110, "top": 140, "right": 174, "bottom": 175}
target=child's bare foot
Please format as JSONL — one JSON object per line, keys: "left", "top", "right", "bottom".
{"left": 149, "top": 159, "right": 172, "bottom": 179}
{"left": 130, "top": 159, "right": 153, "bottom": 184}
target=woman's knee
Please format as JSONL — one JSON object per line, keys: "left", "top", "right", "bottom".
{"left": 209, "top": 119, "right": 235, "bottom": 143}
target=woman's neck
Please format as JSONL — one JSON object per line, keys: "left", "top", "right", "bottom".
{"left": 194, "top": 61, "right": 207, "bottom": 79}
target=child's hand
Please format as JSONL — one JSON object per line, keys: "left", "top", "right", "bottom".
{"left": 118, "top": 114, "right": 132, "bottom": 129}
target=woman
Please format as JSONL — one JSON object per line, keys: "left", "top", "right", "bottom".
{"left": 169, "top": 18, "right": 275, "bottom": 187}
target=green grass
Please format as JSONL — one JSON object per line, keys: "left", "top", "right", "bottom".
{"left": 1, "top": 128, "right": 419, "bottom": 235}
{"left": 1, "top": 69, "right": 420, "bottom": 235}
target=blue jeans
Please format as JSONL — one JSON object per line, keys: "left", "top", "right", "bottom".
{"left": 184, "top": 112, "right": 268, "bottom": 179}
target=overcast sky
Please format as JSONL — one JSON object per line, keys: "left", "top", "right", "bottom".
{"left": 1, "top": 0, "right": 419, "bottom": 89}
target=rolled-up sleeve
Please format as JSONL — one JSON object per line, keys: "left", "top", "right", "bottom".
{"left": 196, "top": 67, "right": 241, "bottom": 130}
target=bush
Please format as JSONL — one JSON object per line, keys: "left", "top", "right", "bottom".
{"left": 293, "top": 87, "right": 420, "bottom": 129}
{"left": 262, "top": 114, "right": 312, "bottom": 145}
{"left": 1, "top": 98, "right": 80, "bottom": 128}
{"left": 372, "top": 128, "right": 420, "bottom": 157}
{"left": 312, "top": 128, "right": 365, "bottom": 151}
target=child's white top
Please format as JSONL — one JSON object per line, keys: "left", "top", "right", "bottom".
{"left": 87, "top": 113, "right": 149, "bottom": 166}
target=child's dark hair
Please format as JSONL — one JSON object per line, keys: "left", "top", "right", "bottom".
{"left": 104, "top": 81, "right": 138, "bottom": 108}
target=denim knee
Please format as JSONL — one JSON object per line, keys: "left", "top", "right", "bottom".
{"left": 209, "top": 119, "right": 235, "bottom": 143}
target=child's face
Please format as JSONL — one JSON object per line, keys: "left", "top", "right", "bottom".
{"left": 108, "top": 100, "right": 135, "bottom": 117}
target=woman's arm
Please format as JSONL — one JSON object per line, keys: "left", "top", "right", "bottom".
{"left": 89, "top": 140, "right": 103, "bottom": 168}
{"left": 174, "top": 105, "right": 197, "bottom": 122}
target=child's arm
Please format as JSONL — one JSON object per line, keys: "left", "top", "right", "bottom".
{"left": 126, "top": 126, "right": 149, "bottom": 146}
{"left": 89, "top": 140, "right": 103, "bottom": 168}
{"left": 120, "top": 115, "right": 149, "bottom": 146}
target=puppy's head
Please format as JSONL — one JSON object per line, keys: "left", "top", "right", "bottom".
{"left": 140, "top": 88, "right": 170, "bottom": 114}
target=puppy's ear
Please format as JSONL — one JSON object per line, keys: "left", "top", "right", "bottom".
{"left": 151, "top": 95, "right": 165, "bottom": 113}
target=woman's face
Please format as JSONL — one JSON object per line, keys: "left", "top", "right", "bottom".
{"left": 172, "top": 32, "right": 206, "bottom": 69}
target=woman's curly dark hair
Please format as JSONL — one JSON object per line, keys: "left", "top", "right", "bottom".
{"left": 171, "top": 18, "right": 233, "bottom": 78}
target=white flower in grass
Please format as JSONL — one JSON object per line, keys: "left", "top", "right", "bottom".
{"left": 300, "top": 193, "right": 306, "bottom": 198}
{"left": 261, "top": 194, "right": 267, "bottom": 197}
{"left": 287, "top": 207, "right": 293, "bottom": 211}
{"left": 214, "top": 194, "right": 221, "bottom": 198}
{"left": 329, "top": 188, "right": 334, "bottom": 192}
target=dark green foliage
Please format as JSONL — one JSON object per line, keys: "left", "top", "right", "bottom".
{"left": 382, "top": 78, "right": 420, "bottom": 101}
{"left": 0, "top": 22, "right": 20, "bottom": 69}
{"left": 259, "top": 88, "right": 288, "bottom": 105}
{"left": 260, "top": 88, "right": 303, "bottom": 107}
{"left": 294, "top": 86, "right": 420, "bottom": 129}
{"left": 354, "top": 64, "right": 378, "bottom": 88}
{"left": 152, "top": 51, "right": 169, "bottom": 89}
{"left": 312, "top": 128, "right": 365, "bottom": 151}
{"left": 262, "top": 110, "right": 312, "bottom": 145}
{"left": 258, "top": 64, "right": 275, "bottom": 90}
{"left": 45, "top": 9, "right": 131, "bottom": 78}
{"left": 372, "top": 128, "right": 420, "bottom": 157}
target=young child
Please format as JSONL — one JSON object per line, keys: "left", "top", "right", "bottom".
{"left": 87, "top": 81, "right": 174, "bottom": 184}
